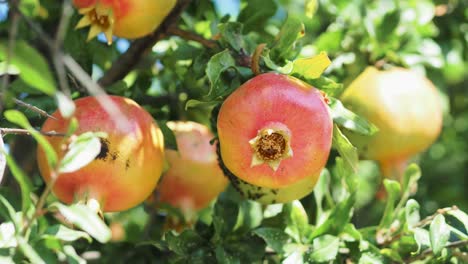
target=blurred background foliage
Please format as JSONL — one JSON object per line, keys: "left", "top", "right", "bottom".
{"left": 0, "top": 0, "right": 466, "bottom": 262}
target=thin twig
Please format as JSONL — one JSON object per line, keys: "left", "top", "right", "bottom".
{"left": 404, "top": 239, "right": 468, "bottom": 263}
{"left": 0, "top": 128, "right": 66, "bottom": 137}
{"left": 98, "top": 0, "right": 192, "bottom": 87}
{"left": 168, "top": 27, "right": 218, "bottom": 49}
{"left": 12, "top": 98, "right": 57, "bottom": 120}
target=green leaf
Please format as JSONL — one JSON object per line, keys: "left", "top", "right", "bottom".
{"left": 0, "top": 222, "right": 17, "bottom": 248}
{"left": 63, "top": 245, "right": 86, "bottom": 264}
{"left": 0, "top": 196, "right": 18, "bottom": 228}
{"left": 329, "top": 97, "right": 379, "bottom": 136}
{"left": 17, "top": 237, "right": 46, "bottom": 264}
{"left": 2, "top": 153, "right": 33, "bottom": 213}
{"left": 185, "top": 99, "right": 222, "bottom": 110}
{"left": 285, "top": 201, "right": 309, "bottom": 242}
{"left": 215, "top": 245, "right": 241, "bottom": 264}
{"left": 306, "top": 76, "right": 343, "bottom": 97}
{"left": 43, "top": 225, "right": 92, "bottom": 243}
{"left": 291, "top": 52, "right": 332, "bottom": 80}
{"left": 253, "top": 227, "right": 289, "bottom": 253}
{"left": 379, "top": 180, "right": 401, "bottom": 228}
{"left": 0, "top": 138, "right": 6, "bottom": 189}
{"left": 359, "top": 252, "right": 384, "bottom": 264}
{"left": 412, "top": 227, "right": 430, "bottom": 254}
{"left": 270, "top": 16, "right": 305, "bottom": 61}
{"left": 235, "top": 200, "right": 263, "bottom": 232}
{"left": 237, "top": 0, "right": 277, "bottom": 32}
{"left": 377, "top": 10, "right": 400, "bottom": 43}
{"left": 50, "top": 203, "right": 111, "bottom": 243}
{"left": 313, "top": 169, "right": 332, "bottom": 217}
{"left": 401, "top": 163, "right": 421, "bottom": 197}
{"left": 429, "top": 214, "right": 450, "bottom": 255}
{"left": 0, "top": 40, "right": 56, "bottom": 95}
{"left": 156, "top": 120, "right": 178, "bottom": 151}
{"left": 332, "top": 125, "right": 359, "bottom": 173}
{"left": 218, "top": 22, "right": 245, "bottom": 51}
{"left": 213, "top": 197, "right": 239, "bottom": 237}
{"left": 309, "top": 192, "right": 355, "bottom": 240}
{"left": 55, "top": 92, "right": 76, "bottom": 119}
{"left": 59, "top": 132, "right": 103, "bottom": 174}
{"left": 405, "top": 199, "right": 420, "bottom": 229}
{"left": 4, "top": 110, "right": 58, "bottom": 168}
{"left": 308, "top": 235, "right": 339, "bottom": 262}
{"left": 166, "top": 229, "right": 205, "bottom": 255}
{"left": 19, "top": 0, "right": 40, "bottom": 17}
{"left": 380, "top": 248, "right": 403, "bottom": 263}
{"left": 305, "top": 0, "right": 318, "bottom": 18}
{"left": 0, "top": 62, "right": 20, "bottom": 75}
{"left": 206, "top": 50, "right": 236, "bottom": 96}
{"left": 447, "top": 209, "right": 468, "bottom": 234}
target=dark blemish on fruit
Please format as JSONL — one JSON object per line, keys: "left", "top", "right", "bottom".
{"left": 110, "top": 152, "right": 119, "bottom": 161}
{"left": 96, "top": 138, "right": 110, "bottom": 160}
{"left": 216, "top": 142, "right": 267, "bottom": 201}
{"left": 125, "top": 159, "right": 130, "bottom": 170}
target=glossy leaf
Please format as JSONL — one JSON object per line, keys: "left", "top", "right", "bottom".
{"left": 206, "top": 50, "right": 236, "bottom": 96}
{"left": 332, "top": 125, "right": 359, "bottom": 173}
{"left": 50, "top": 203, "right": 111, "bottom": 243}
{"left": 308, "top": 235, "right": 339, "bottom": 262}
{"left": 4, "top": 110, "right": 58, "bottom": 168}
{"left": 0, "top": 40, "right": 56, "bottom": 95}
{"left": 429, "top": 214, "right": 450, "bottom": 255}
{"left": 329, "top": 97, "right": 379, "bottom": 136}
{"left": 253, "top": 227, "right": 289, "bottom": 253}
{"left": 59, "top": 132, "right": 103, "bottom": 174}
{"left": 43, "top": 225, "right": 92, "bottom": 243}
{"left": 291, "top": 52, "right": 332, "bottom": 79}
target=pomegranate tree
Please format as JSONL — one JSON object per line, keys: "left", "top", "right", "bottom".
{"left": 73, "top": 0, "right": 176, "bottom": 44}
{"left": 157, "top": 121, "right": 228, "bottom": 214}
{"left": 217, "top": 73, "right": 333, "bottom": 202}
{"left": 340, "top": 67, "right": 443, "bottom": 179}
{"left": 37, "top": 96, "right": 165, "bottom": 212}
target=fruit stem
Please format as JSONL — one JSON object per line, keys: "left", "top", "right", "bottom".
{"left": 379, "top": 158, "right": 408, "bottom": 182}
{"left": 251, "top": 43, "right": 266, "bottom": 76}
{"left": 376, "top": 158, "right": 409, "bottom": 200}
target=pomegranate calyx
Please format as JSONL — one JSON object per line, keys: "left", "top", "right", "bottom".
{"left": 249, "top": 125, "right": 293, "bottom": 171}
{"left": 75, "top": 4, "right": 115, "bottom": 44}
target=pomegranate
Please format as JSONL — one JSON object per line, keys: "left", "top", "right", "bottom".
{"left": 37, "top": 96, "right": 165, "bottom": 212}
{"left": 217, "top": 72, "right": 333, "bottom": 189}
{"left": 73, "top": 0, "right": 176, "bottom": 44}
{"left": 157, "top": 121, "right": 228, "bottom": 214}
{"left": 340, "top": 67, "right": 442, "bottom": 179}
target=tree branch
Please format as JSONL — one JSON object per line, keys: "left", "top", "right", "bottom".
{"left": 98, "top": 0, "right": 193, "bottom": 87}
{"left": 0, "top": 128, "right": 66, "bottom": 137}
{"left": 404, "top": 239, "right": 468, "bottom": 263}
{"left": 167, "top": 27, "right": 217, "bottom": 49}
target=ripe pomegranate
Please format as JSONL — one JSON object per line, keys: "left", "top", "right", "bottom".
{"left": 217, "top": 72, "right": 333, "bottom": 190}
{"left": 340, "top": 67, "right": 442, "bottom": 179}
{"left": 37, "top": 96, "right": 165, "bottom": 212}
{"left": 73, "top": 0, "right": 176, "bottom": 44}
{"left": 157, "top": 121, "right": 228, "bottom": 215}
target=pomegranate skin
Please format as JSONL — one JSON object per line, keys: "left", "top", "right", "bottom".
{"left": 73, "top": 0, "right": 176, "bottom": 42}
{"left": 217, "top": 143, "right": 320, "bottom": 204}
{"left": 340, "top": 67, "right": 443, "bottom": 166}
{"left": 157, "top": 121, "right": 228, "bottom": 213}
{"left": 217, "top": 72, "right": 333, "bottom": 189}
{"left": 37, "top": 96, "right": 165, "bottom": 212}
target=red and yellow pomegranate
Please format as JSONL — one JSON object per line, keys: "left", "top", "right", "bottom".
{"left": 37, "top": 96, "right": 165, "bottom": 212}
{"left": 217, "top": 72, "right": 333, "bottom": 192}
{"left": 157, "top": 121, "right": 228, "bottom": 214}
{"left": 340, "top": 67, "right": 443, "bottom": 179}
{"left": 73, "top": 0, "right": 176, "bottom": 44}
